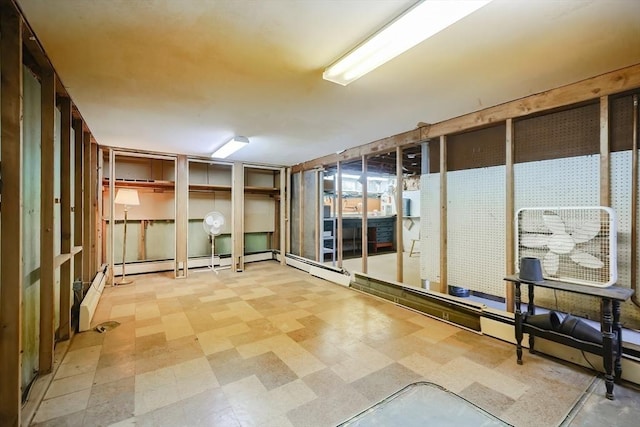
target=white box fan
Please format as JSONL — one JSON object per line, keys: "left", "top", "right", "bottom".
{"left": 516, "top": 207, "right": 617, "bottom": 287}
{"left": 203, "top": 211, "right": 228, "bottom": 274}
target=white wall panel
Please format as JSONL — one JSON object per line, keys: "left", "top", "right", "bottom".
{"left": 420, "top": 174, "right": 440, "bottom": 284}
{"left": 447, "top": 166, "right": 506, "bottom": 296}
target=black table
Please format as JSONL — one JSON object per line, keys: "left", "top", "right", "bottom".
{"left": 504, "top": 275, "right": 634, "bottom": 400}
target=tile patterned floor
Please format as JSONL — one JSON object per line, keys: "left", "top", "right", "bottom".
{"left": 30, "top": 261, "right": 630, "bottom": 426}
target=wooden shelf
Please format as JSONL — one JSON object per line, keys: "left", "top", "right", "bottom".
{"left": 189, "top": 183, "right": 232, "bottom": 192}
{"left": 102, "top": 178, "right": 175, "bottom": 189}
{"left": 244, "top": 186, "right": 279, "bottom": 195}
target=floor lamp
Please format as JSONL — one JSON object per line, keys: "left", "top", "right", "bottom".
{"left": 114, "top": 188, "right": 140, "bottom": 285}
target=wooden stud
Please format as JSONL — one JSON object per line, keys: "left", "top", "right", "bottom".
{"left": 175, "top": 155, "right": 188, "bottom": 278}
{"left": 232, "top": 162, "right": 244, "bottom": 271}
{"left": 337, "top": 161, "right": 343, "bottom": 268}
{"left": 82, "top": 132, "right": 93, "bottom": 282}
{"left": 315, "top": 170, "right": 320, "bottom": 261}
{"left": 439, "top": 136, "right": 448, "bottom": 294}
{"left": 108, "top": 149, "right": 115, "bottom": 285}
{"left": 0, "top": 4, "right": 23, "bottom": 424}
{"left": 298, "top": 170, "right": 304, "bottom": 256}
{"left": 396, "top": 147, "right": 403, "bottom": 283}
{"left": 631, "top": 95, "right": 638, "bottom": 306}
{"left": 505, "top": 119, "right": 515, "bottom": 312}
{"left": 96, "top": 148, "right": 104, "bottom": 269}
{"left": 90, "top": 141, "right": 99, "bottom": 276}
{"left": 39, "top": 69, "right": 56, "bottom": 374}
{"left": 59, "top": 96, "right": 72, "bottom": 340}
{"left": 285, "top": 168, "right": 291, "bottom": 255}
{"left": 361, "top": 156, "right": 368, "bottom": 274}
{"left": 600, "top": 96, "right": 610, "bottom": 206}
{"left": 73, "top": 120, "right": 83, "bottom": 282}
{"left": 280, "top": 168, "right": 287, "bottom": 264}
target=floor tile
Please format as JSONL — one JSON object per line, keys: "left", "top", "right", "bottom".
{"left": 31, "top": 262, "right": 640, "bottom": 427}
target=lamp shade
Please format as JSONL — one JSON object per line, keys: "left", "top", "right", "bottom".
{"left": 114, "top": 188, "right": 140, "bottom": 206}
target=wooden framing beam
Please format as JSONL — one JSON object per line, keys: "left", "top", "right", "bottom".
{"left": 39, "top": 69, "right": 56, "bottom": 374}
{"left": 82, "top": 131, "right": 93, "bottom": 282}
{"left": 293, "top": 64, "right": 640, "bottom": 175}
{"left": 280, "top": 168, "right": 287, "bottom": 264}
{"left": 315, "top": 170, "right": 320, "bottom": 262}
{"left": 631, "top": 95, "right": 638, "bottom": 306}
{"left": 439, "top": 136, "right": 448, "bottom": 294}
{"left": 505, "top": 119, "right": 515, "bottom": 312}
{"left": 396, "top": 147, "right": 403, "bottom": 283}
{"left": 0, "top": 4, "right": 23, "bottom": 424}
{"left": 600, "top": 96, "right": 610, "bottom": 206}
{"left": 337, "top": 161, "right": 343, "bottom": 268}
{"left": 298, "top": 170, "right": 304, "bottom": 256}
{"left": 73, "top": 120, "right": 84, "bottom": 282}
{"left": 90, "top": 141, "right": 98, "bottom": 276}
{"left": 285, "top": 168, "right": 291, "bottom": 255}
{"left": 422, "top": 66, "right": 640, "bottom": 140}
{"left": 232, "top": 162, "right": 244, "bottom": 271}
{"left": 59, "top": 96, "right": 72, "bottom": 340}
{"left": 292, "top": 129, "right": 422, "bottom": 173}
{"left": 175, "top": 155, "right": 188, "bottom": 278}
{"left": 108, "top": 149, "right": 115, "bottom": 286}
{"left": 361, "top": 155, "right": 368, "bottom": 274}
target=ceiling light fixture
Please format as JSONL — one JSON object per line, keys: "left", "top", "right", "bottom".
{"left": 323, "top": 0, "right": 493, "bottom": 86}
{"left": 211, "top": 136, "right": 249, "bottom": 159}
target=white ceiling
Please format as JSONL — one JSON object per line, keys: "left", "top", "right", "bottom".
{"left": 16, "top": 0, "right": 640, "bottom": 166}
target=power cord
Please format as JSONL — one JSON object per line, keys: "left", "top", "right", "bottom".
{"left": 581, "top": 349, "right": 599, "bottom": 372}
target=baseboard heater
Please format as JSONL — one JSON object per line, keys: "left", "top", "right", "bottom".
{"left": 351, "top": 273, "right": 484, "bottom": 331}
{"left": 79, "top": 264, "right": 108, "bottom": 332}
{"left": 285, "top": 253, "right": 351, "bottom": 287}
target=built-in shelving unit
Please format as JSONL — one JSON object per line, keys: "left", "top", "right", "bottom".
{"left": 322, "top": 216, "right": 337, "bottom": 265}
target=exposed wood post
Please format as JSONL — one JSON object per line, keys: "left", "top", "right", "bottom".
{"left": 232, "top": 162, "right": 244, "bottom": 271}
{"left": 280, "top": 168, "right": 287, "bottom": 264}
{"left": 175, "top": 155, "right": 188, "bottom": 278}
{"left": 396, "top": 147, "right": 403, "bottom": 283}
{"left": 108, "top": 149, "right": 115, "bottom": 285}
{"left": 505, "top": 119, "right": 515, "bottom": 312}
{"left": 299, "top": 170, "right": 304, "bottom": 256}
{"left": 59, "top": 96, "right": 72, "bottom": 340}
{"left": 73, "top": 120, "right": 84, "bottom": 282}
{"left": 439, "top": 136, "right": 448, "bottom": 293}
{"left": 39, "top": 69, "right": 56, "bottom": 374}
{"left": 90, "top": 141, "right": 99, "bottom": 276}
{"left": 600, "top": 96, "right": 610, "bottom": 206}
{"left": 361, "top": 155, "right": 368, "bottom": 273}
{"left": 82, "top": 132, "right": 93, "bottom": 282}
{"left": 96, "top": 148, "right": 104, "bottom": 268}
{"left": 337, "top": 160, "right": 343, "bottom": 268}
{"left": 0, "top": 4, "right": 24, "bottom": 424}
{"left": 285, "top": 168, "right": 291, "bottom": 255}
{"left": 315, "top": 170, "right": 320, "bottom": 261}
{"left": 631, "top": 95, "right": 639, "bottom": 307}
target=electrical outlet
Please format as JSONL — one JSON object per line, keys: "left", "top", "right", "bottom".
{"left": 442, "top": 312, "right": 449, "bottom": 321}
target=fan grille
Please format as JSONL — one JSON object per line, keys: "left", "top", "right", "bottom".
{"left": 516, "top": 207, "right": 617, "bottom": 287}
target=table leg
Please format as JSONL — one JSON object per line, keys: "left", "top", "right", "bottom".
{"left": 613, "top": 301, "right": 623, "bottom": 382}
{"left": 528, "top": 284, "right": 535, "bottom": 354}
{"left": 515, "top": 283, "right": 523, "bottom": 365}
{"left": 601, "top": 298, "right": 615, "bottom": 400}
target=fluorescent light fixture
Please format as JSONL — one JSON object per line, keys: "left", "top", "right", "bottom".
{"left": 323, "top": 0, "right": 492, "bottom": 86}
{"left": 211, "top": 136, "right": 249, "bottom": 158}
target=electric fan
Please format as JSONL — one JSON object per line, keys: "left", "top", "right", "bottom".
{"left": 516, "top": 206, "right": 617, "bottom": 287}
{"left": 202, "top": 211, "right": 226, "bottom": 273}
